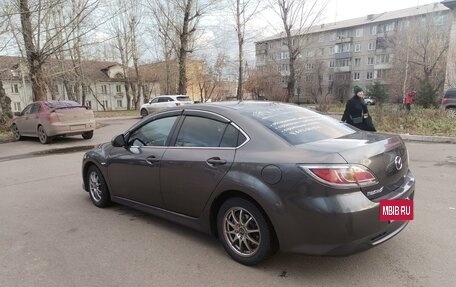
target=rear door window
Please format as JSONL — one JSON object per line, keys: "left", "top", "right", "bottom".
{"left": 175, "top": 116, "right": 228, "bottom": 147}
{"left": 30, "top": 103, "right": 41, "bottom": 114}
{"left": 445, "top": 89, "right": 456, "bottom": 99}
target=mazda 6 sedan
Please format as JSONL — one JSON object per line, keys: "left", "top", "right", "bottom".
{"left": 82, "top": 101, "right": 415, "bottom": 265}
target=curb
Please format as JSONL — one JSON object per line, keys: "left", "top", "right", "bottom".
{"left": 399, "top": 134, "right": 456, "bottom": 144}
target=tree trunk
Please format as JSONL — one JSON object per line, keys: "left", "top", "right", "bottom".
{"left": 236, "top": 0, "right": 244, "bottom": 100}
{"left": 19, "top": 0, "right": 47, "bottom": 101}
{"left": 178, "top": 0, "right": 193, "bottom": 95}
{"left": 0, "top": 80, "right": 13, "bottom": 128}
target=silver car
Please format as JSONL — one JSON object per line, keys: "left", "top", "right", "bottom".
{"left": 140, "top": 95, "right": 193, "bottom": 117}
{"left": 11, "top": 100, "right": 95, "bottom": 144}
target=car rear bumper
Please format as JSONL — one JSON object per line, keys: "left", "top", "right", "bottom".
{"left": 274, "top": 170, "right": 415, "bottom": 256}
{"left": 46, "top": 120, "right": 96, "bottom": 137}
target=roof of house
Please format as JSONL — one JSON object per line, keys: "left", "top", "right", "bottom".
{"left": 258, "top": 2, "right": 448, "bottom": 42}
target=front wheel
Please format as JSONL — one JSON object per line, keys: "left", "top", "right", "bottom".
{"left": 86, "top": 165, "right": 111, "bottom": 208}
{"left": 82, "top": 131, "right": 94, "bottom": 139}
{"left": 217, "top": 197, "right": 276, "bottom": 266}
{"left": 37, "top": 125, "right": 52, "bottom": 144}
{"left": 140, "top": 109, "right": 148, "bottom": 117}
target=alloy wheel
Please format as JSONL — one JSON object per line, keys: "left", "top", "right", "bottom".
{"left": 223, "top": 207, "right": 261, "bottom": 257}
{"left": 12, "top": 125, "right": 21, "bottom": 140}
{"left": 89, "top": 170, "right": 102, "bottom": 202}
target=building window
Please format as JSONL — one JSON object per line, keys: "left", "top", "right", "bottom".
{"left": 86, "top": 101, "right": 92, "bottom": 108}
{"left": 329, "top": 60, "right": 335, "bottom": 68}
{"left": 280, "top": 51, "right": 289, "bottom": 59}
{"left": 367, "top": 57, "right": 374, "bottom": 65}
{"left": 328, "top": 74, "right": 334, "bottom": 81}
{"left": 305, "top": 75, "right": 313, "bottom": 82}
{"left": 306, "top": 50, "right": 314, "bottom": 58}
{"left": 377, "top": 69, "right": 390, "bottom": 79}
{"left": 354, "top": 43, "right": 361, "bottom": 52}
{"left": 319, "top": 34, "right": 325, "bottom": 42}
{"left": 435, "top": 15, "right": 445, "bottom": 26}
{"left": 11, "top": 84, "right": 19, "bottom": 94}
{"left": 281, "top": 64, "right": 289, "bottom": 71}
{"left": 330, "top": 32, "right": 336, "bottom": 41}
{"left": 335, "top": 43, "right": 351, "bottom": 53}
{"left": 371, "top": 25, "right": 377, "bottom": 35}
{"left": 368, "top": 42, "right": 375, "bottom": 50}
{"left": 101, "top": 85, "right": 107, "bottom": 94}
{"left": 328, "top": 86, "right": 333, "bottom": 94}
{"left": 117, "top": 100, "right": 123, "bottom": 108}
{"left": 319, "top": 48, "right": 324, "bottom": 56}
{"left": 305, "top": 63, "right": 314, "bottom": 70}
{"left": 13, "top": 102, "right": 21, "bottom": 111}
{"left": 354, "top": 58, "right": 361, "bottom": 67}
{"left": 355, "top": 28, "right": 363, "bottom": 37}
{"left": 353, "top": 72, "right": 360, "bottom": 81}
{"left": 336, "top": 58, "right": 350, "bottom": 67}
{"left": 366, "top": 72, "right": 374, "bottom": 80}
{"left": 102, "top": 100, "right": 108, "bottom": 108}
{"left": 376, "top": 54, "right": 390, "bottom": 64}
{"left": 329, "top": 46, "right": 335, "bottom": 55}
{"left": 116, "top": 85, "right": 122, "bottom": 93}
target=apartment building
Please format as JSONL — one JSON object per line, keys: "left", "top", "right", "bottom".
{"left": 255, "top": 3, "right": 450, "bottom": 103}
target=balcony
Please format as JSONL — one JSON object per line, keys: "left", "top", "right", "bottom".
{"left": 335, "top": 52, "right": 352, "bottom": 59}
{"left": 334, "top": 66, "right": 351, "bottom": 73}
{"left": 374, "top": 63, "right": 392, "bottom": 69}
{"left": 336, "top": 36, "right": 353, "bottom": 43}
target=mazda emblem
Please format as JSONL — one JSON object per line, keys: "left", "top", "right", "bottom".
{"left": 394, "top": 156, "right": 403, "bottom": 171}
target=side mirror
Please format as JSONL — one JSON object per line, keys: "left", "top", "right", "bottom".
{"left": 14, "top": 112, "right": 22, "bottom": 117}
{"left": 111, "top": 134, "right": 127, "bottom": 147}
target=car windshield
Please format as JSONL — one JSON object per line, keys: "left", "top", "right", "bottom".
{"left": 238, "top": 103, "right": 356, "bottom": 145}
{"left": 177, "top": 96, "right": 191, "bottom": 101}
{"left": 45, "top": 101, "right": 82, "bottom": 109}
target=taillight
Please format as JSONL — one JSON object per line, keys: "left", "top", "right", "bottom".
{"left": 299, "top": 164, "right": 378, "bottom": 188}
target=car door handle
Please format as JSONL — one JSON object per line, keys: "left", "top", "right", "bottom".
{"left": 207, "top": 157, "right": 227, "bottom": 166}
{"left": 145, "top": 155, "right": 160, "bottom": 165}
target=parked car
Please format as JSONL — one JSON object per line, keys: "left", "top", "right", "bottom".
{"left": 364, "top": 97, "right": 376, "bottom": 105}
{"left": 11, "top": 100, "right": 95, "bottom": 144}
{"left": 140, "top": 95, "right": 193, "bottom": 117}
{"left": 441, "top": 88, "right": 456, "bottom": 117}
{"left": 82, "top": 101, "right": 415, "bottom": 265}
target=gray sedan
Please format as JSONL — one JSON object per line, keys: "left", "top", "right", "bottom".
{"left": 82, "top": 101, "right": 415, "bottom": 265}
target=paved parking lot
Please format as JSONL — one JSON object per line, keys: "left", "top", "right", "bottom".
{"left": 0, "top": 118, "right": 455, "bottom": 286}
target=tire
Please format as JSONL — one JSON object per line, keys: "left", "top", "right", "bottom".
{"left": 11, "top": 124, "right": 22, "bottom": 141}
{"left": 37, "top": 125, "right": 52, "bottom": 144}
{"left": 140, "top": 109, "right": 148, "bottom": 117}
{"left": 82, "top": 130, "right": 94, "bottom": 139}
{"left": 217, "top": 197, "right": 276, "bottom": 266}
{"left": 446, "top": 108, "right": 456, "bottom": 118}
{"left": 86, "top": 165, "right": 111, "bottom": 208}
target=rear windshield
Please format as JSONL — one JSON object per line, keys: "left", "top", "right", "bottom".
{"left": 177, "top": 96, "right": 191, "bottom": 101}
{"left": 239, "top": 103, "right": 356, "bottom": 145}
{"left": 45, "top": 101, "right": 82, "bottom": 109}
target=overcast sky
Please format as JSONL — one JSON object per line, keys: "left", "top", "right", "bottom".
{"left": 325, "top": 0, "right": 438, "bottom": 22}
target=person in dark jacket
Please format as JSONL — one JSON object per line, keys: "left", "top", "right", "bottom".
{"left": 341, "top": 86, "right": 376, "bottom": 131}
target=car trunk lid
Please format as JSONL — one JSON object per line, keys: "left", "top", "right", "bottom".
{"left": 297, "top": 133, "right": 409, "bottom": 200}
{"left": 53, "top": 107, "right": 94, "bottom": 124}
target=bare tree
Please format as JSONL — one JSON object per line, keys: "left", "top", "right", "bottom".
{"left": 230, "top": 0, "right": 260, "bottom": 100}
{"left": 15, "top": 0, "right": 99, "bottom": 101}
{"left": 148, "top": 0, "right": 215, "bottom": 95}
{"left": 389, "top": 14, "right": 450, "bottom": 105}
{"left": 270, "top": 0, "right": 327, "bottom": 102}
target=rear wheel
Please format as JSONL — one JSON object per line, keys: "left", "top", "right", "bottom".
{"left": 446, "top": 108, "right": 456, "bottom": 118}
{"left": 217, "top": 197, "right": 276, "bottom": 266}
{"left": 37, "top": 125, "right": 52, "bottom": 144}
{"left": 11, "top": 124, "right": 22, "bottom": 141}
{"left": 82, "top": 131, "right": 94, "bottom": 139}
{"left": 140, "top": 109, "right": 148, "bottom": 117}
{"left": 86, "top": 165, "right": 111, "bottom": 208}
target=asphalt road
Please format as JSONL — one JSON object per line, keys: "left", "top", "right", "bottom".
{"left": 0, "top": 118, "right": 455, "bottom": 287}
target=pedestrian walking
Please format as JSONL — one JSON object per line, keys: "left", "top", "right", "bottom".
{"left": 341, "top": 86, "right": 376, "bottom": 131}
